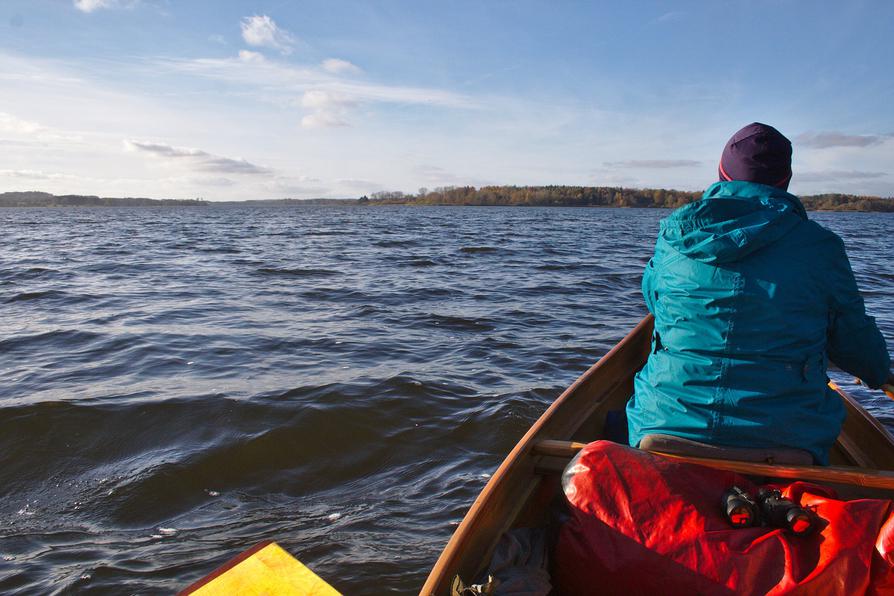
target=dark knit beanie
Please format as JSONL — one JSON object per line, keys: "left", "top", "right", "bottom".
{"left": 719, "top": 123, "right": 793, "bottom": 190}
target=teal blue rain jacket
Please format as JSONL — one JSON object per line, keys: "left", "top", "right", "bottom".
{"left": 627, "top": 181, "right": 890, "bottom": 464}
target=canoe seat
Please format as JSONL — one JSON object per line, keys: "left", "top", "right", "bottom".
{"left": 639, "top": 433, "right": 813, "bottom": 466}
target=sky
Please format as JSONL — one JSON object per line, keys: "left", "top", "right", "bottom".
{"left": 1, "top": 0, "right": 893, "bottom": 200}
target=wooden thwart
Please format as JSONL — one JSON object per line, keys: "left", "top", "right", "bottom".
{"left": 532, "top": 440, "right": 894, "bottom": 491}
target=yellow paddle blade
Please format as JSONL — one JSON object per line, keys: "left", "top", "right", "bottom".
{"left": 180, "top": 541, "right": 340, "bottom": 596}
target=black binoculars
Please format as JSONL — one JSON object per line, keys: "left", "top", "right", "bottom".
{"left": 722, "top": 486, "right": 815, "bottom": 536}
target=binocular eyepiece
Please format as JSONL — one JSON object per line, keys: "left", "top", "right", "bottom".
{"left": 723, "top": 486, "right": 757, "bottom": 528}
{"left": 722, "top": 486, "right": 815, "bottom": 536}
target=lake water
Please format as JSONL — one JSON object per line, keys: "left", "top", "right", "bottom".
{"left": 1, "top": 206, "right": 892, "bottom": 594}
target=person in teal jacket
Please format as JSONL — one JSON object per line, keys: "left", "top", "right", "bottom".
{"left": 627, "top": 123, "right": 893, "bottom": 465}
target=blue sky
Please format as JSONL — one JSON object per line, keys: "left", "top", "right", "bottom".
{"left": 1, "top": 0, "right": 893, "bottom": 200}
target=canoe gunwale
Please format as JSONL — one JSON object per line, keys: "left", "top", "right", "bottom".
{"left": 420, "top": 315, "right": 653, "bottom": 595}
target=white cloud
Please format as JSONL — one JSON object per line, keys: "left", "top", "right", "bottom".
{"left": 238, "top": 50, "right": 266, "bottom": 64}
{"left": 0, "top": 111, "right": 83, "bottom": 142}
{"left": 0, "top": 112, "right": 44, "bottom": 134}
{"left": 124, "top": 140, "right": 273, "bottom": 175}
{"left": 240, "top": 15, "right": 295, "bottom": 55}
{"left": 301, "top": 89, "right": 354, "bottom": 110}
{"left": 0, "top": 53, "right": 304, "bottom": 200}
{"left": 74, "top": 0, "right": 114, "bottom": 12}
{"left": 796, "top": 170, "right": 887, "bottom": 183}
{"left": 0, "top": 169, "right": 77, "bottom": 180}
{"left": 301, "top": 112, "right": 349, "bottom": 129}
{"left": 155, "top": 53, "right": 477, "bottom": 130}
{"left": 301, "top": 90, "right": 356, "bottom": 128}
{"left": 322, "top": 58, "right": 361, "bottom": 75}
{"left": 604, "top": 159, "right": 702, "bottom": 169}
{"left": 796, "top": 131, "right": 888, "bottom": 149}
{"left": 73, "top": 0, "right": 133, "bottom": 12}
{"left": 157, "top": 54, "right": 477, "bottom": 109}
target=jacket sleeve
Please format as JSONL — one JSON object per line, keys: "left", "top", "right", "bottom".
{"left": 642, "top": 255, "right": 657, "bottom": 314}
{"left": 825, "top": 235, "right": 891, "bottom": 388}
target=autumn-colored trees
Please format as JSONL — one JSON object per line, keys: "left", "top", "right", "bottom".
{"left": 361, "top": 186, "right": 893, "bottom": 212}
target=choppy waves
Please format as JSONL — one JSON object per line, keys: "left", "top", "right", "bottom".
{"left": 0, "top": 206, "right": 891, "bottom": 594}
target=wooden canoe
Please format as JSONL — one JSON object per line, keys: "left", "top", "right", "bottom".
{"left": 421, "top": 314, "right": 894, "bottom": 595}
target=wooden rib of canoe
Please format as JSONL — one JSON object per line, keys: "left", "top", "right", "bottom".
{"left": 421, "top": 314, "right": 894, "bottom": 595}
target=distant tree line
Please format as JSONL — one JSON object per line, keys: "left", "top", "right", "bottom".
{"left": 799, "top": 193, "right": 894, "bottom": 212}
{"left": 5, "top": 187, "right": 892, "bottom": 212}
{"left": 362, "top": 186, "right": 894, "bottom": 212}
{"left": 0, "top": 191, "right": 208, "bottom": 207}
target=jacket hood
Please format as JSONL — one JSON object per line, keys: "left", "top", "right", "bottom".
{"left": 660, "top": 181, "right": 807, "bottom": 264}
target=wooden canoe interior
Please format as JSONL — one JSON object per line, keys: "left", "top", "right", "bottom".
{"left": 420, "top": 314, "right": 894, "bottom": 595}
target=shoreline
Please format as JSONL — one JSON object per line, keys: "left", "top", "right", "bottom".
{"left": 3, "top": 188, "right": 893, "bottom": 212}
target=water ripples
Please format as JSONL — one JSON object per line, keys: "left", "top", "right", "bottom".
{"left": 0, "top": 206, "right": 891, "bottom": 594}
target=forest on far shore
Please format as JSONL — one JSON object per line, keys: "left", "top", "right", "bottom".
{"left": 0, "top": 191, "right": 207, "bottom": 207}
{"left": 3, "top": 186, "right": 893, "bottom": 211}
{"left": 362, "top": 186, "right": 894, "bottom": 212}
